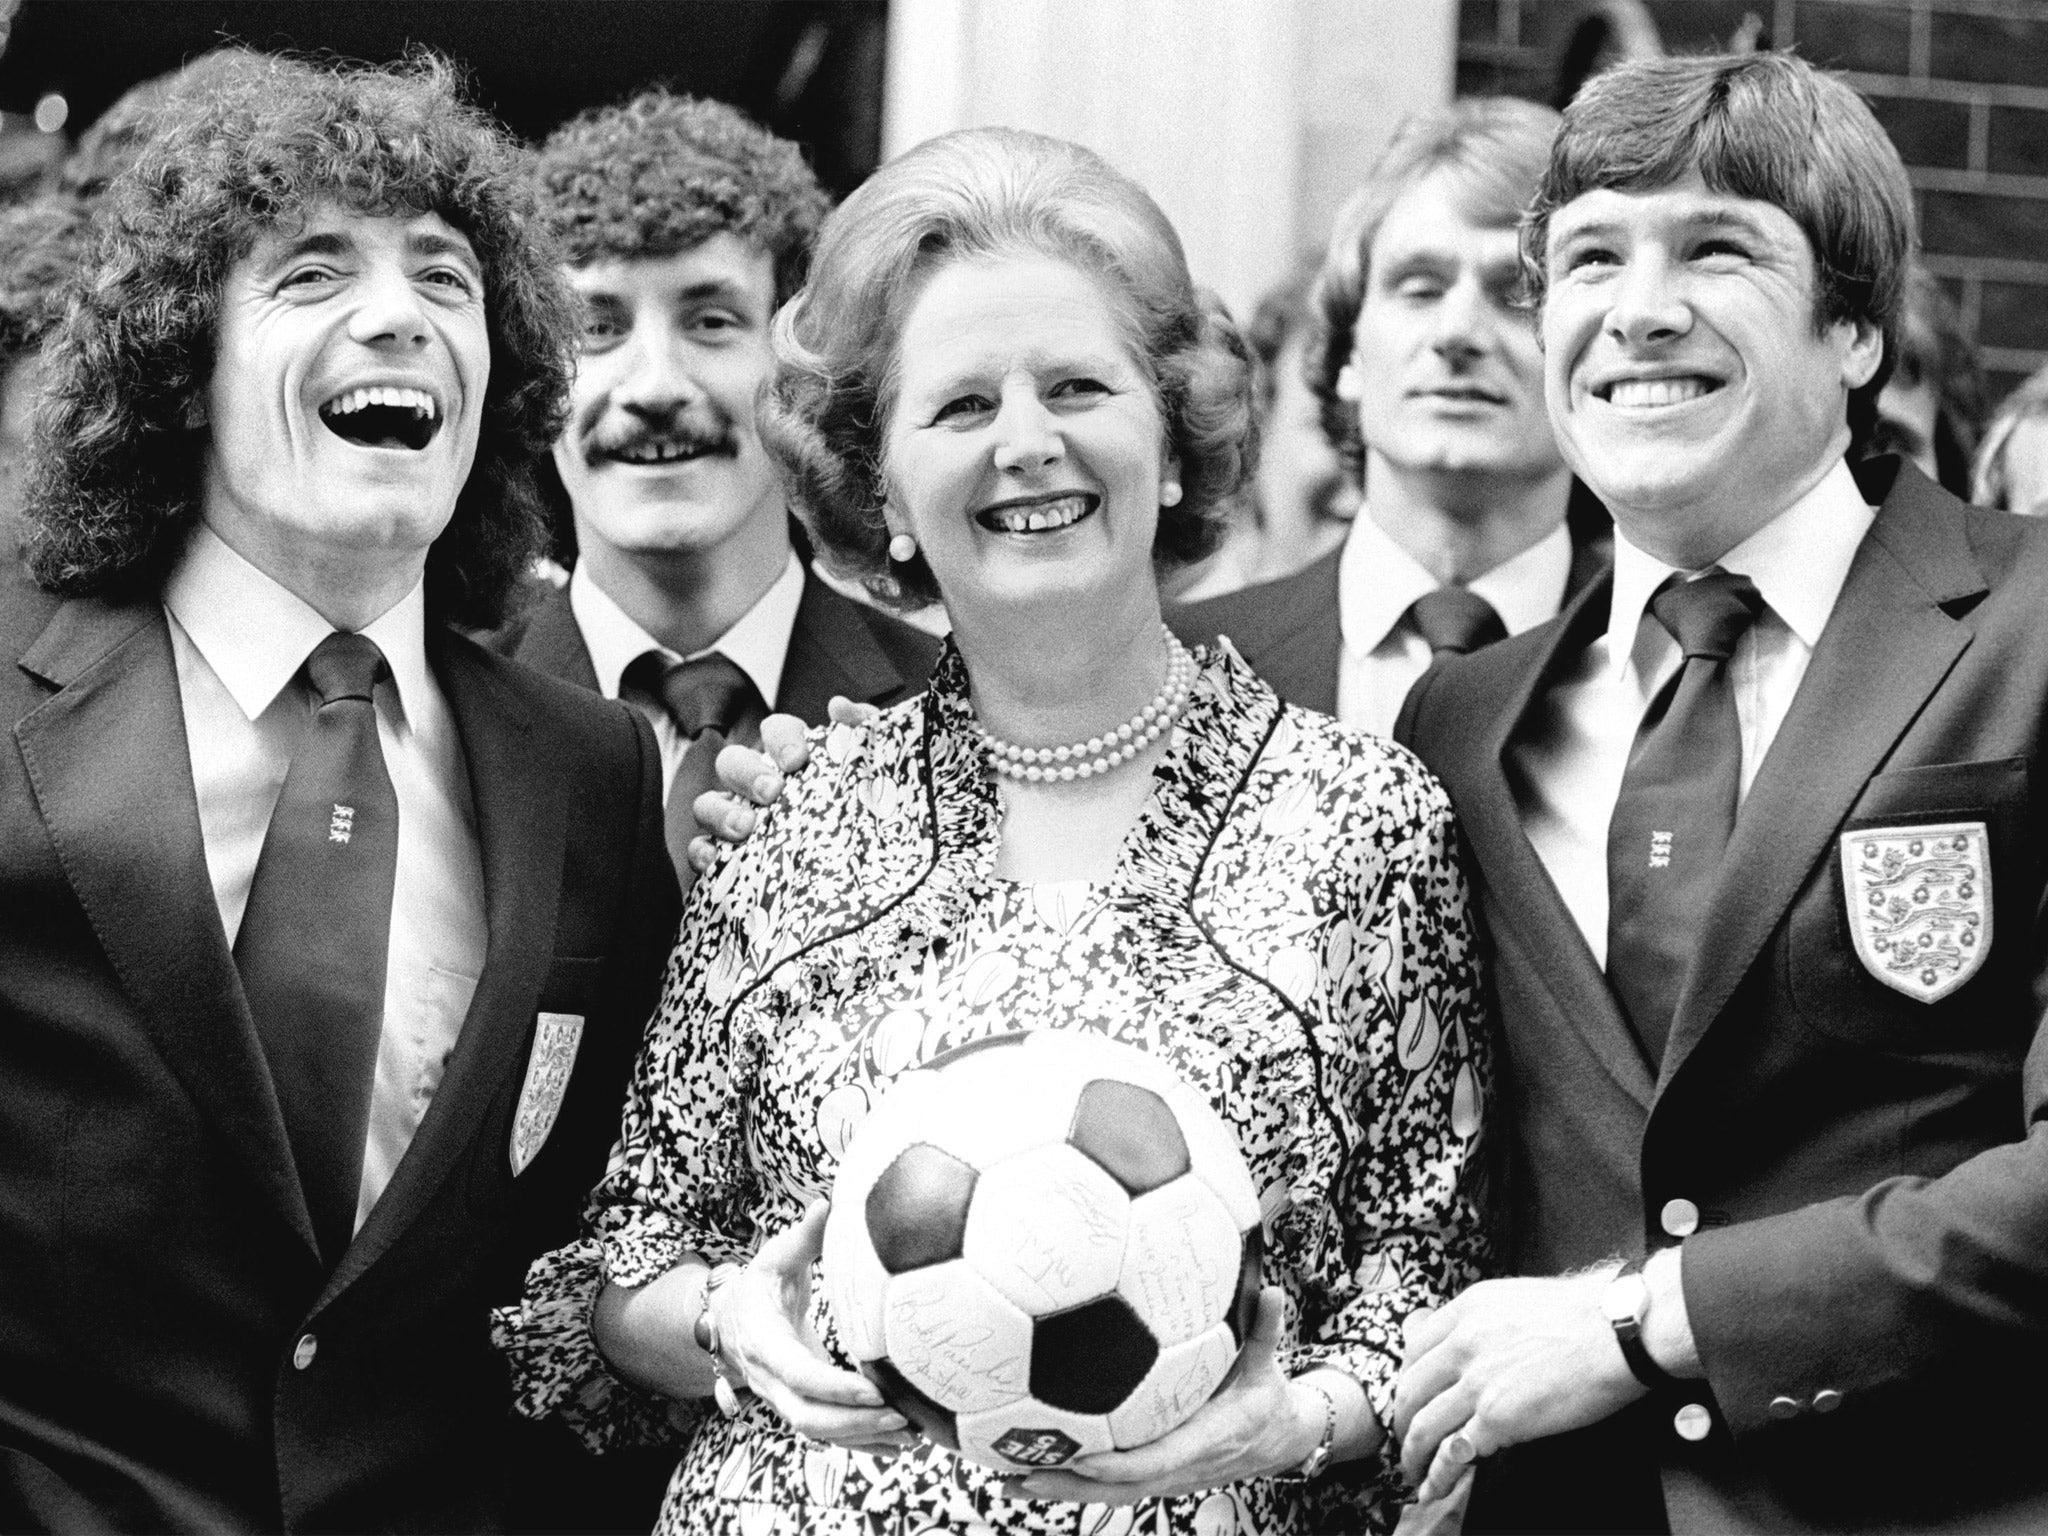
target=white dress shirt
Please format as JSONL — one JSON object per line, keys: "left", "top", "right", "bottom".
{"left": 1337, "top": 511, "right": 1574, "bottom": 736}
{"left": 1513, "top": 457, "right": 1876, "bottom": 965}
{"left": 569, "top": 551, "right": 804, "bottom": 795}
{"left": 164, "top": 524, "right": 488, "bottom": 1235}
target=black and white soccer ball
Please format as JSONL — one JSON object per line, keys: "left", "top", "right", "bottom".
{"left": 822, "top": 1029, "right": 1263, "bottom": 1473}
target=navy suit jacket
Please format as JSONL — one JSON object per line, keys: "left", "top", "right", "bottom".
{"left": 0, "top": 562, "right": 677, "bottom": 1533}
{"left": 1396, "top": 459, "right": 2048, "bottom": 1533}
{"left": 1167, "top": 487, "right": 1611, "bottom": 717}
{"left": 500, "top": 567, "right": 940, "bottom": 725}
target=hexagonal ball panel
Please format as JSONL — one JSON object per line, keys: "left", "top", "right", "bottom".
{"left": 881, "top": 1260, "right": 1033, "bottom": 1414}
{"left": 963, "top": 1141, "right": 1132, "bottom": 1317}
{"left": 821, "top": 1193, "right": 891, "bottom": 1362}
{"left": 1068, "top": 1079, "right": 1191, "bottom": 1195}
{"left": 1030, "top": 1293, "right": 1159, "bottom": 1416}
{"left": 1106, "top": 1321, "right": 1237, "bottom": 1449}
{"left": 1229, "top": 1225, "right": 1265, "bottom": 1346}
{"left": 956, "top": 1398, "right": 1114, "bottom": 1472}
{"left": 861, "top": 1357, "right": 958, "bottom": 1450}
{"left": 1163, "top": 1082, "right": 1260, "bottom": 1234}
{"left": 866, "top": 1143, "right": 977, "bottom": 1274}
{"left": 1115, "top": 1174, "right": 1243, "bottom": 1346}
{"left": 916, "top": 1044, "right": 1086, "bottom": 1171}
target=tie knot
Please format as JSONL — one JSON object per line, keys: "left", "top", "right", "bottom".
{"left": 626, "top": 650, "right": 759, "bottom": 738}
{"left": 304, "top": 631, "right": 388, "bottom": 705}
{"left": 1649, "top": 572, "right": 1764, "bottom": 661}
{"left": 1408, "top": 586, "right": 1507, "bottom": 657}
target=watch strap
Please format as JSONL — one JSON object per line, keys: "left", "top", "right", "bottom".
{"left": 1611, "top": 1256, "right": 1684, "bottom": 1394}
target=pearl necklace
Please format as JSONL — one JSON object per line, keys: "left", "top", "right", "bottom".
{"left": 975, "top": 627, "right": 1195, "bottom": 783}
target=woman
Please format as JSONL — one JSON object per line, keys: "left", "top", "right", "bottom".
{"left": 495, "top": 127, "right": 1488, "bottom": 1535}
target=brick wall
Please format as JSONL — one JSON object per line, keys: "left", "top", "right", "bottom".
{"left": 1458, "top": 0, "right": 2048, "bottom": 402}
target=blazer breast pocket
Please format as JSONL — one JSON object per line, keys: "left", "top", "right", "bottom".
{"left": 1789, "top": 755, "right": 2032, "bottom": 1054}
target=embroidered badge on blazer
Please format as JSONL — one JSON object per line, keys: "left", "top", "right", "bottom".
{"left": 510, "top": 1012, "right": 585, "bottom": 1175}
{"left": 1839, "top": 822, "right": 1990, "bottom": 1003}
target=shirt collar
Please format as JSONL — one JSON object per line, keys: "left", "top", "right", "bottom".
{"left": 1338, "top": 506, "right": 1575, "bottom": 654}
{"left": 569, "top": 550, "right": 804, "bottom": 709}
{"left": 1604, "top": 455, "right": 1875, "bottom": 679}
{"left": 163, "top": 522, "right": 430, "bottom": 725}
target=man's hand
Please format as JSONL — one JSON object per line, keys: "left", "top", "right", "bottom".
{"left": 1394, "top": 1272, "right": 1645, "bottom": 1501}
{"left": 687, "top": 697, "right": 879, "bottom": 870}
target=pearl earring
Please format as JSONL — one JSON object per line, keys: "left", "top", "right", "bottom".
{"left": 888, "top": 532, "right": 918, "bottom": 562}
{"left": 1160, "top": 482, "right": 1183, "bottom": 507}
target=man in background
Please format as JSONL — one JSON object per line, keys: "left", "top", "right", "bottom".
{"left": 500, "top": 89, "right": 937, "bottom": 888}
{"left": 1171, "top": 97, "right": 1607, "bottom": 734}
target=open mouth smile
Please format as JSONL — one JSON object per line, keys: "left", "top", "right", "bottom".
{"left": 595, "top": 432, "right": 734, "bottom": 468}
{"left": 1595, "top": 375, "right": 1723, "bottom": 408}
{"left": 319, "top": 385, "right": 442, "bottom": 451}
{"left": 974, "top": 493, "right": 1099, "bottom": 535}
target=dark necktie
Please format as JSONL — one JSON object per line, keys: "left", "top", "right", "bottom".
{"left": 623, "top": 651, "right": 765, "bottom": 894}
{"left": 234, "top": 632, "right": 399, "bottom": 1264}
{"left": 1605, "top": 572, "right": 1765, "bottom": 1069}
{"left": 1409, "top": 587, "right": 1508, "bottom": 656}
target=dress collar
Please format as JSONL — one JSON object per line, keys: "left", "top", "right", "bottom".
{"left": 1603, "top": 455, "right": 1875, "bottom": 680}
{"left": 1339, "top": 507, "right": 1574, "bottom": 654}
{"left": 163, "top": 522, "right": 431, "bottom": 726}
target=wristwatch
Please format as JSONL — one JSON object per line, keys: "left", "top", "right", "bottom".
{"left": 1272, "top": 1377, "right": 1339, "bottom": 1482}
{"left": 692, "top": 1261, "right": 749, "bottom": 1418}
{"left": 1602, "top": 1256, "right": 1683, "bottom": 1393}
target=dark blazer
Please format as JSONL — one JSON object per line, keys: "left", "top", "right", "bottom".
{"left": 0, "top": 564, "right": 678, "bottom": 1534}
{"left": 1396, "top": 459, "right": 2048, "bottom": 1534}
{"left": 1168, "top": 485, "right": 1612, "bottom": 715}
{"left": 501, "top": 567, "right": 940, "bottom": 723}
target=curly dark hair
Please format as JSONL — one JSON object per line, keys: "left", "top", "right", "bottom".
{"left": 0, "top": 196, "right": 89, "bottom": 361}
{"left": 533, "top": 88, "right": 829, "bottom": 307}
{"left": 57, "top": 48, "right": 267, "bottom": 207}
{"left": 760, "top": 127, "right": 1255, "bottom": 611}
{"left": 22, "top": 50, "right": 575, "bottom": 629}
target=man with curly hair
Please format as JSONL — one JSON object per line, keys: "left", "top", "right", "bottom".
{"left": 0, "top": 53, "right": 677, "bottom": 1532}
{"left": 502, "top": 89, "right": 937, "bottom": 890}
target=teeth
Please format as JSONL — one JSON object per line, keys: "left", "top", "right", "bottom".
{"left": 322, "top": 385, "right": 438, "bottom": 420}
{"left": 1607, "top": 377, "right": 1711, "bottom": 408}
{"left": 616, "top": 440, "right": 702, "bottom": 464}
{"left": 988, "top": 496, "right": 1089, "bottom": 534}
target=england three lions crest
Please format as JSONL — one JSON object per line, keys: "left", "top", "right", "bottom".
{"left": 510, "top": 1012, "right": 584, "bottom": 1175}
{"left": 1839, "top": 822, "right": 1991, "bottom": 1004}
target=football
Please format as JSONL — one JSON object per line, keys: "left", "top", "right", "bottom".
{"left": 822, "top": 1029, "right": 1263, "bottom": 1473}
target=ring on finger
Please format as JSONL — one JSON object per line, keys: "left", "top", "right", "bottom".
{"left": 1443, "top": 1428, "right": 1480, "bottom": 1465}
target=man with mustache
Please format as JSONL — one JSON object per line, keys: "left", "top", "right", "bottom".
{"left": 1169, "top": 97, "right": 1608, "bottom": 735}
{"left": 0, "top": 55, "right": 676, "bottom": 1531}
{"left": 502, "top": 90, "right": 938, "bottom": 889}
{"left": 1392, "top": 52, "right": 2048, "bottom": 1534}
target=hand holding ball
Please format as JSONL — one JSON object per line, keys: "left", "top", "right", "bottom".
{"left": 823, "top": 1031, "right": 1263, "bottom": 1473}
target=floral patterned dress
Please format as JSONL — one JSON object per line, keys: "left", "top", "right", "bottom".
{"left": 494, "top": 642, "right": 1490, "bottom": 1536}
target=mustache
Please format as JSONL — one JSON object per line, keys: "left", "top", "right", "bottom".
{"left": 584, "top": 418, "right": 739, "bottom": 463}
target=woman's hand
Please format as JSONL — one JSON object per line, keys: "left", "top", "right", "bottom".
{"left": 1006, "top": 1288, "right": 1327, "bottom": 1505}
{"left": 713, "top": 1198, "right": 916, "bottom": 1452}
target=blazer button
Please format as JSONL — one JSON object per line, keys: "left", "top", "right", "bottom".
{"left": 1812, "top": 1388, "right": 1843, "bottom": 1413}
{"left": 1673, "top": 1403, "right": 1713, "bottom": 1441}
{"left": 293, "top": 1334, "right": 318, "bottom": 1370}
{"left": 1768, "top": 1395, "right": 1801, "bottom": 1420}
{"left": 1660, "top": 1198, "right": 1701, "bottom": 1238}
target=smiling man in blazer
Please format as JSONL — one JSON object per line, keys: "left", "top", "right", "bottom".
{"left": 0, "top": 55, "right": 676, "bottom": 1533}
{"left": 1392, "top": 52, "right": 2048, "bottom": 1534}
{"left": 500, "top": 91, "right": 937, "bottom": 890}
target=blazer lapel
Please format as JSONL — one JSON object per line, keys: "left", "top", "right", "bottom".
{"left": 779, "top": 571, "right": 912, "bottom": 720}
{"left": 510, "top": 584, "right": 600, "bottom": 693}
{"left": 1456, "top": 574, "right": 1657, "bottom": 1109}
{"left": 14, "top": 597, "right": 319, "bottom": 1256}
{"left": 323, "top": 634, "right": 564, "bottom": 1296}
{"left": 1661, "top": 475, "right": 1986, "bottom": 1084}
